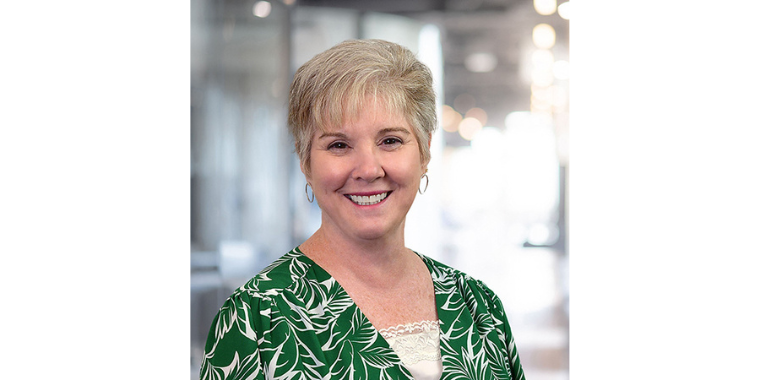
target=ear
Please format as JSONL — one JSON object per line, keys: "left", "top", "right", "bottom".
{"left": 300, "top": 160, "right": 311, "bottom": 183}
{"left": 422, "top": 132, "right": 433, "bottom": 171}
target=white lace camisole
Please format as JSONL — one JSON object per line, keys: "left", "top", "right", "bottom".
{"left": 378, "top": 320, "right": 443, "bottom": 380}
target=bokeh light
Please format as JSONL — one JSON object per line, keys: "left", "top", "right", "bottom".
{"left": 531, "top": 85, "right": 553, "bottom": 111}
{"left": 534, "top": 0, "right": 557, "bottom": 15}
{"left": 458, "top": 117, "right": 483, "bottom": 140}
{"left": 465, "top": 107, "right": 488, "bottom": 126}
{"left": 465, "top": 52, "right": 498, "bottom": 73}
{"left": 552, "top": 86, "right": 568, "bottom": 109}
{"left": 471, "top": 126, "right": 504, "bottom": 158}
{"left": 253, "top": 1, "right": 272, "bottom": 18}
{"left": 553, "top": 60, "right": 570, "bottom": 80}
{"left": 532, "top": 49, "right": 554, "bottom": 68}
{"left": 532, "top": 68, "right": 554, "bottom": 87}
{"left": 558, "top": 1, "right": 570, "bottom": 20}
{"left": 441, "top": 105, "right": 463, "bottom": 132}
{"left": 532, "top": 24, "right": 556, "bottom": 49}
{"left": 531, "top": 49, "right": 555, "bottom": 86}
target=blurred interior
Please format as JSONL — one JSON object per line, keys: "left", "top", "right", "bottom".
{"left": 191, "top": 0, "right": 569, "bottom": 378}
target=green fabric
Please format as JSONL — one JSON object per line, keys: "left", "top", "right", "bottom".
{"left": 200, "top": 248, "right": 525, "bottom": 380}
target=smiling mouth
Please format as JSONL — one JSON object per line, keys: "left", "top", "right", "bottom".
{"left": 346, "top": 192, "right": 389, "bottom": 206}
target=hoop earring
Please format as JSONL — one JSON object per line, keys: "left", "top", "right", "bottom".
{"left": 418, "top": 173, "right": 429, "bottom": 195}
{"left": 305, "top": 183, "right": 315, "bottom": 203}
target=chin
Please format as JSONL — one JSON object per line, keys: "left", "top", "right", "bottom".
{"left": 350, "top": 228, "right": 392, "bottom": 242}
{"left": 347, "top": 221, "right": 404, "bottom": 242}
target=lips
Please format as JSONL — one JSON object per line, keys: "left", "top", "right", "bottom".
{"left": 345, "top": 192, "right": 389, "bottom": 206}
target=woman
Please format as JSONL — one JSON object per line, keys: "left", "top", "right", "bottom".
{"left": 200, "top": 39, "right": 525, "bottom": 380}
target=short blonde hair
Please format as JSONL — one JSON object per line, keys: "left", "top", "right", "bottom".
{"left": 288, "top": 39, "right": 437, "bottom": 174}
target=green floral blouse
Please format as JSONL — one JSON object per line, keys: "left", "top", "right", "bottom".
{"left": 200, "top": 248, "right": 525, "bottom": 380}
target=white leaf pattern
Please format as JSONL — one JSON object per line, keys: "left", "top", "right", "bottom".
{"left": 200, "top": 248, "right": 525, "bottom": 380}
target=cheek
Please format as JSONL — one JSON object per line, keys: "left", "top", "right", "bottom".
{"left": 310, "top": 162, "right": 349, "bottom": 191}
{"left": 390, "top": 154, "right": 425, "bottom": 184}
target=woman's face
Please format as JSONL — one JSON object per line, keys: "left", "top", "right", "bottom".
{"left": 304, "top": 97, "right": 426, "bottom": 243}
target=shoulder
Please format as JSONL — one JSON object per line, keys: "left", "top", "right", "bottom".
{"left": 419, "top": 254, "right": 491, "bottom": 289}
{"left": 202, "top": 249, "right": 318, "bottom": 353}
{"left": 201, "top": 249, "right": 331, "bottom": 379}
{"left": 418, "top": 253, "right": 503, "bottom": 305}
{"left": 226, "top": 248, "right": 317, "bottom": 302}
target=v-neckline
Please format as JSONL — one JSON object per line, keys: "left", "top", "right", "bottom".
{"left": 293, "top": 246, "right": 444, "bottom": 377}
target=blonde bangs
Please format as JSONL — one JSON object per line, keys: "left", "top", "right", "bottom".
{"left": 288, "top": 39, "right": 437, "bottom": 174}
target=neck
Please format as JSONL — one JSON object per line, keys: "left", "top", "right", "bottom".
{"left": 299, "top": 225, "right": 413, "bottom": 289}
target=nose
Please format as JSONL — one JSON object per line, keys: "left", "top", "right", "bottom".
{"left": 352, "top": 146, "right": 384, "bottom": 182}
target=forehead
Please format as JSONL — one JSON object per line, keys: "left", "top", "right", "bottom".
{"left": 319, "top": 95, "right": 411, "bottom": 133}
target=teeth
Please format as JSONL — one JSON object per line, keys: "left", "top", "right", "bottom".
{"left": 349, "top": 192, "right": 388, "bottom": 206}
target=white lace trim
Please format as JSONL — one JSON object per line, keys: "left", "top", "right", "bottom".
{"left": 378, "top": 320, "right": 442, "bottom": 365}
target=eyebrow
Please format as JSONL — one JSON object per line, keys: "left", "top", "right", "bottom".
{"left": 317, "top": 132, "right": 348, "bottom": 140}
{"left": 317, "top": 127, "right": 411, "bottom": 139}
{"left": 377, "top": 127, "right": 412, "bottom": 136}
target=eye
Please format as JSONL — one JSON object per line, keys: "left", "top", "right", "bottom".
{"left": 327, "top": 141, "right": 349, "bottom": 150}
{"left": 380, "top": 137, "right": 403, "bottom": 146}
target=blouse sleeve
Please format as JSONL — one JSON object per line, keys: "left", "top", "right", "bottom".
{"left": 483, "top": 284, "right": 526, "bottom": 380}
{"left": 199, "top": 292, "right": 267, "bottom": 380}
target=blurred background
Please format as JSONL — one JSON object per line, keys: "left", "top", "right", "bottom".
{"left": 191, "top": 0, "right": 569, "bottom": 379}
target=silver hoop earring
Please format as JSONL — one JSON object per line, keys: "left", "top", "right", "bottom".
{"left": 305, "top": 183, "right": 315, "bottom": 203}
{"left": 419, "top": 173, "right": 429, "bottom": 195}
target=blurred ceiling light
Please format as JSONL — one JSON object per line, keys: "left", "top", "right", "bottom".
{"left": 534, "top": 0, "right": 557, "bottom": 15}
{"left": 530, "top": 100, "right": 552, "bottom": 113}
{"left": 441, "top": 105, "right": 463, "bottom": 133}
{"left": 465, "top": 52, "right": 498, "bottom": 73}
{"left": 552, "top": 86, "right": 568, "bottom": 108}
{"left": 458, "top": 117, "right": 483, "bottom": 141}
{"left": 530, "top": 84, "right": 553, "bottom": 110}
{"left": 528, "top": 223, "right": 558, "bottom": 246}
{"left": 453, "top": 93, "right": 476, "bottom": 113}
{"left": 505, "top": 111, "right": 531, "bottom": 130}
{"left": 558, "top": 1, "right": 570, "bottom": 20}
{"left": 253, "top": 1, "right": 272, "bottom": 18}
{"left": 532, "top": 70, "right": 554, "bottom": 87}
{"left": 553, "top": 59, "right": 570, "bottom": 80}
{"left": 465, "top": 107, "right": 488, "bottom": 126}
{"left": 532, "top": 49, "right": 555, "bottom": 69}
{"left": 531, "top": 85, "right": 553, "bottom": 104}
{"left": 529, "top": 110, "right": 553, "bottom": 122}
{"left": 531, "top": 49, "right": 555, "bottom": 86}
{"left": 505, "top": 111, "right": 553, "bottom": 131}
{"left": 532, "top": 112, "right": 554, "bottom": 127}
{"left": 533, "top": 24, "right": 556, "bottom": 49}
{"left": 471, "top": 126, "right": 504, "bottom": 156}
